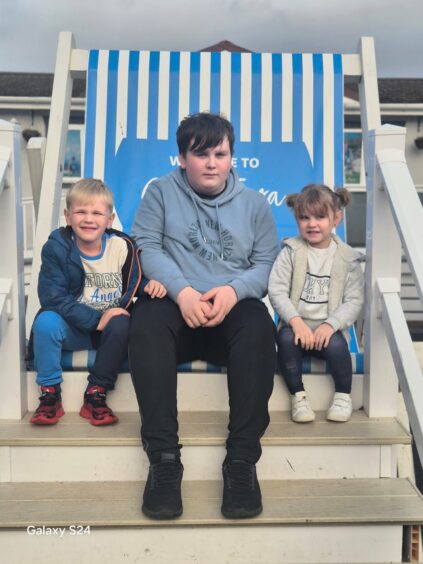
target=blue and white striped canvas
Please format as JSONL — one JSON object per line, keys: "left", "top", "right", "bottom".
{"left": 83, "top": 49, "right": 344, "bottom": 240}
{"left": 59, "top": 350, "right": 364, "bottom": 375}
{"left": 73, "top": 49, "right": 361, "bottom": 372}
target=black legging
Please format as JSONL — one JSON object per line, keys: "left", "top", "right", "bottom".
{"left": 276, "top": 325, "right": 352, "bottom": 395}
{"left": 129, "top": 296, "right": 276, "bottom": 464}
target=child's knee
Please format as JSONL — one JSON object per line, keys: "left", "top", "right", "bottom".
{"left": 105, "top": 314, "right": 130, "bottom": 337}
{"left": 276, "top": 326, "right": 295, "bottom": 348}
{"left": 33, "top": 311, "right": 65, "bottom": 338}
{"left": 326, "top": 331, "right": 349, "bottom": 354}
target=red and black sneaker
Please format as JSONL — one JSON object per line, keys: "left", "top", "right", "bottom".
{"left": 79, "top": 385, "right": 118, "bottom": 426}
{"left": 30, "top": 386, "right": 64, "bottom": 425}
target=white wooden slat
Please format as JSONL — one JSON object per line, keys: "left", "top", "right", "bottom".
{"left": 219, "top": 52, "right": 231, "bottom": 120}
{"left": 261, "top": 53, "right": 272, "bottom": 142}
{"left": 199, "top": 52, "right": 211, "bottom": 113}
{"left": 136, "top": 51, "right": 150, "bottom": 140}
{"left": 157, "top": 51, "right": 170, "bottom": 140}
{"left": 240, "top": 53, "right": 252, "bottom": 142}
{"left": 115, "top": 50, "right": 129, "bottom": 154}
{"left": 281, "top": 54, "right": 292, "bottom": 142}
{"left": 322, "top": 54, "right": 335, "bottom": 188}
{"left": 178, "top": 52, "right": 190, "bottom": 124}
{"left": 302, "top": 53, "right": 314, "bottom": 164}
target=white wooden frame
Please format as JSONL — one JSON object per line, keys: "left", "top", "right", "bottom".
{"left": 0, "top": 120, "right": 26, "bottom": 419}
{"left": 25, "top": 32, "right": 368, "bottom": 336}
{"left": 25, "top": 32, "right": 423, "bottom": 427}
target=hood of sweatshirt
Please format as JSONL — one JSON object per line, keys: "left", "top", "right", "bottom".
{"left": 171, "top": 167, "right": 244, "bottom": 260}
{"left": 283, "top": 234, "right": 364, "bottom": 264}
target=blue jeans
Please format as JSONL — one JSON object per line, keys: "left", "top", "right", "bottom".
{"left": 32, "top": 310, "right": 130, "bottom": 389}
{"left": 276, "top": 325, "right": 352, "bottom": 395}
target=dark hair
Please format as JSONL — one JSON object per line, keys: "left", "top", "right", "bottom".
{"left": 176, "top": 112, "right": 235, "bottom": 156}
{"left": 286, "top": 184, "right": 350, "bottom": 218}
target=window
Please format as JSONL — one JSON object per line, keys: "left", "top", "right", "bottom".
{"left": 63, "top": 125, "right": 84, "bottom": 181}
{"left": 344, "top": 130, "right": 364, "bottom": 186}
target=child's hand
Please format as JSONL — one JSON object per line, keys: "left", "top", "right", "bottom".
{"left": 97, "top": 307, "right": 130, "bottom": 331}
{"left": 313, "top": 323, "right": 335, "bottom": 350}
{"left": 289, "top": 317, "right": 314, "bottom": 350}
{"left": 144, "top": 280, "right": 167, "bottom": 299}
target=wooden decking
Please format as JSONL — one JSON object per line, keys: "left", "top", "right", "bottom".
{"left": 0, "top": 410, "right": 410, "bottom": 447}
{"left": 1, "top": 478, "right": 423, "bottom": 528}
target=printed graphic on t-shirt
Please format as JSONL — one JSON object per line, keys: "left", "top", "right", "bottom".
{"left": 77, "top": 236, "right": 127, "bottom": 312}
{"left": 80, "top": 272, "right": 123, "bottom": 312}
{"left": 300, "top": 272, "right": 330, "bottom": 304}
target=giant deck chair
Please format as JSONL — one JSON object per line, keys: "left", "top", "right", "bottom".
{"left": 27, "top": 34, "right": 376, "bottom": 378}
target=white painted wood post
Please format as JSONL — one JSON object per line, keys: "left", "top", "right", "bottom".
{"left": 26, "top": 32, "right": 75, "bottom": 338}
{"left": 364, "top": 127, "right": 405, "bottom": 416}
{"left": 358, "top": 37, "right": 381, "bottom": 173}
{"left": 27, "top": 136, "right": 46, "bottom": 220}
{"left": 0, "top": 120, "right": 27, "bottom": 419}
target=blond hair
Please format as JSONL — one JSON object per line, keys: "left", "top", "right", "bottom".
{"left": 66, "top": 178, "right": 114, "bottom": 212}
{"left": 286, "top": 184, "right": 350, "bottom": 219}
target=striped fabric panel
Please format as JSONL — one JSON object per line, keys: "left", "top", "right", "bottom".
{"left": 83, "top": 50, "right": 344, "bottom": 239}
{"left": 60, "top": 350, "right": 364, "bottom": 375}
{"left": 72, "top": 49, "right": 353, "bottom": 373}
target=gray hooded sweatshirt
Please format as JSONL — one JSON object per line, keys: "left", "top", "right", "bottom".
{"left": 268, "top": 235, "right": 365, "bottom": 335}
{"left": 131, "top": 167, "right": 279, "bottom": 301}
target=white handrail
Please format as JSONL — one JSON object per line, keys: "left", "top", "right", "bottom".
{"left": 377, "top": 278, "right": 423, "bottom": 463}
{"left": 377, "top": 149, "right": 423, "bottom": 303}
{"left": 367, "top": 125, "right": 423, "bottom": 464}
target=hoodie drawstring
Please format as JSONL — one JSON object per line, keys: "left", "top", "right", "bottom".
{"left": 215, "top": 203, "right": 224, "bottom": 260}
{"left": 188, "top": 191, "right": 225, "bottom": 260}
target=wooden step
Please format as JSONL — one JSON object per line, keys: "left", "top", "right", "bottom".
{"left": 1, "top": 478, "right": 422, "bottom": 527}
{"left": 0, "top": 479, "right": 421, "bottom": 563}
{"left": 0, "top": 410, "right": 410, "bottom": 447}
{"left": 0, "top": 412, "right": 410, "bottom": 482}
{"left": 26, "top": 370, "right": 364, "bottom": 412}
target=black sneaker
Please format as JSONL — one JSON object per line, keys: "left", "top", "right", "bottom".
{"left": 142, "top": 453, "right": 183, "bottom": 519}
{"left": 221, "top": 459, "right": 263, "bottom": 518}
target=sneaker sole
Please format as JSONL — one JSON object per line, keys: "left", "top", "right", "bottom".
{"left": 30, "top": 407, "right": 65, "bottom": 425}
{"left": 79, "top": 406, "right": 119, "bottom": 426}
{"left": 142, "top": 504, "right": 183, "bottom": 520}
{"left": 292, "top": 414, "right": 315, "bottom": 423}
{"left": 326, "top": 413, "right": 352, "bottom": 422}
{"left": 221, "top": 504, "right": 263, "bottom": 519}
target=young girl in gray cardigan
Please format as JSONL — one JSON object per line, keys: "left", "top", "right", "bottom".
{"left": 268, "top": 184, "right": 364, "bottom": 423}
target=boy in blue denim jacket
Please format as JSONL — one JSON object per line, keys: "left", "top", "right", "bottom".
{"left": 30, "top": 178, "right": 165, "bottom": 426}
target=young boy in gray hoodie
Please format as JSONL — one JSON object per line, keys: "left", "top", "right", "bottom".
{"left": 130, "top": 112, "right": 279, "bottom": 521}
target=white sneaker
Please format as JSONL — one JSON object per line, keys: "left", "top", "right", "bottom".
{"left": 326, "top": 393, "right": 353, "bottom": 422}
{"left": 291, "top": 391, "right": 315, "bottom": 423}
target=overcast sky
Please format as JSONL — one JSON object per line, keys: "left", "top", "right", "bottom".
{"left": 0, "top": 0, "right": 422, "bottom": 77}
